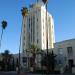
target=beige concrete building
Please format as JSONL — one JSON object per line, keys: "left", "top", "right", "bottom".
{"left": 52, "top": 38, "right": 75, "bottom": 73}
{"left": 21, "top": 2, "right": 55, "bottom": 51}
{"left": 21, "top": 2, "right": 55, "bottom": 70}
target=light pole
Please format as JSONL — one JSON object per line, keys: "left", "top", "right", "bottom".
{"left": 42, "top": 0, "right": 49, "bottom": 74}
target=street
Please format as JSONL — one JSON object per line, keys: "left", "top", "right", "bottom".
{"left": 0, "top": 72, "right": 48, "bottom": 75}
{"left": 0, "top": 71, "right": 17, "bottom": 75}
{"left": 0, "top": 72, "right": 75, "bottom": 75}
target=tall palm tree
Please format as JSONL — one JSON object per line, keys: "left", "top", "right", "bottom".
{"left": 42, "top": 0, "right": 49, "bottom": 74}
{"left": 0, "top": 20, "right": 7, "bottom": 49}
{"left": 17, "top": 7, "right": 28, "bottom": 73}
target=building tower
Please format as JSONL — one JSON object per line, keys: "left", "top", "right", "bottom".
{"left": 21, "top": 2, "right": 55, "bottom": 52}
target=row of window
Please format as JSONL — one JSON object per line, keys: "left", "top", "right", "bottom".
{"left": 28, "top": 13, "right": 40, "bottom": 44}
{"left": 58, "top": 46, "right": 73, "bottom": 55}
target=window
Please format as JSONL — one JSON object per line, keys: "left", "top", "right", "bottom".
{"left": 31, "top": 20, "right": 32, "bottom": 42}
{"left": 24, "top": 29, "right": 25, "bottom": 34}
{"left": 33, "top": 16, "right": 35, "bottom": 42}
{"left": 59, "top": 60, "right": 62, "bottom": 64}
{"left": 29, "top": 24, "right": 30, "bottom": 29}
{"left": 37, "top": 18, "right": 38, "bottom": 22}
{"left": 22, "top": 57, "right": 27, "bottom": 63}
{"left": 58, "top": 48, "right": 63, "bottom": 54}
{"left": 29, "top": 18, "right": 30, "bottom": 22}
{"left": 23, "top": 42, "right": 25, "bottom": 47}
{"left": 37, "top": 39, "right": 38, "bottom": 44}
{"left": 24, "top": 36, "right": 25, "bottom": 40}
{"left": 24, "top": 24, "right": 25, "bottom": 28}
{"left": 67, "top": 47, "right": 73, "bottom": 55}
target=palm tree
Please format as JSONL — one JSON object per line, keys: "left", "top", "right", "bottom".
{"left": 0, "top": 20, "right": 7, "bottom": 49}
{"left": 1, "top": 50, "right": 12, "bottom": 71}
{"left": 17, "top": 7, "right": 29, "bottom": 73}
{"left": 42, "top": 0, "right": 49, "bottom": 74}
{"left": 42, "top": 0, "right": 48, "bottom": 4}
{"left": 30, "top": 44, "right": 37, "bottom": 71}
{"left": 29, "top": 44, "right": 40, "bottom": 71}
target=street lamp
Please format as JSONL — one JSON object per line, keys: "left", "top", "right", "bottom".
{"left": 42, "top": 0, "right": 49, "bottom": 74}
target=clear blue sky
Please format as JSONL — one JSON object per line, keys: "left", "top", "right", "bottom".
{"left": 0, "top": 0, "right": 75, "bottom": 53}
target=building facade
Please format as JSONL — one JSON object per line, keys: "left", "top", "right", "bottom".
{"left": 21, "top": 2, "right": 55, "bottom": 71}
{"left": 21, "top": 2, "right": 55, "bottom": 51}
{"left": 53, "top": 39, "right": 75, "bottom": 73}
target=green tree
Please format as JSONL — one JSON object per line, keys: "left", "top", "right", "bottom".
{"left": 0, "top": 20, "right": 7, "bottom": 49}
{"left": 12, "top": 57, "right": 15, "bottom": 70}
{"left": 1, "top": 50, "right": 12, "bottom": 71}
{"left": 29, "top": 44, "right": 40, "bottom": 71}
{"left": 41, "top": 51, "right": 56, "bottom": 73}
{"left": 15, "top": 58, "right": 19, "bottom": 68}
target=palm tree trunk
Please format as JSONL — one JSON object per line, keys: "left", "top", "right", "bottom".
{"left": 33, "top": 52, "right": 36, "bottom": 71}
{"left": 46, "top": 3, "right": 48, "bottom": 57}
{"left": 18, "top": 16, "right": 24, "bottom": 72}
{"left": 46, "top": 3, "right": 49, "bottom": 74}
{"left": 18, "top": 26, "right": 22, "bottom": 71}
{"left": 0, "top": 28, "right": 3, "bottom": 49}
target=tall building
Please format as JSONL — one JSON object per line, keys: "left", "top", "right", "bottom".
{"left": 21, "top": 2, "right": 55, "bottom": 51}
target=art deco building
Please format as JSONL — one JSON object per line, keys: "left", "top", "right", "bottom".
{"left": 21, "top": 2, "right": 55, "bottom": 52}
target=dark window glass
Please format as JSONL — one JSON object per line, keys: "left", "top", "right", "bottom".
{"left": 58, "top": 48, "right": 63, "bottom": 54}
{"left": 22, "top": 57, "right": 27, "bottom": 63}
{"left": 24, "top": 36, "right": 25, "bottom": 40}
{"left": 24, "top": 24, "right": 25, "bottom": 28}
{"left": 37, "top": 39, "right": 39, "bottom": 43}
{"left": 23, "top": 42, "right": 25, "bottom": 46}
{"left": 29, "top": 18, "right": 30, "bottom": 29}
{"left": 37, "top": 18, "right": 38, "bottom": 22}
{"left": 67, "top": 47, "right": 73, "bottom": 55}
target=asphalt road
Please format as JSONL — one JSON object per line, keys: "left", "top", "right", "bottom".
{"left": 0, "top": 72, "right": 48, "bottom": 75}
{"left": 0, "top": 72, "right": 75, "bottom": 75}
{"left": 0, "top": 71, "right": 17, "bottom": 75}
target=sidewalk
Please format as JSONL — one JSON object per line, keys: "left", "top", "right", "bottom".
{"left": 0, "top": 71, "right": 16, "bottom": 73}
{"left": 17, "top": 70, "right": 27, "bottom": 75}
